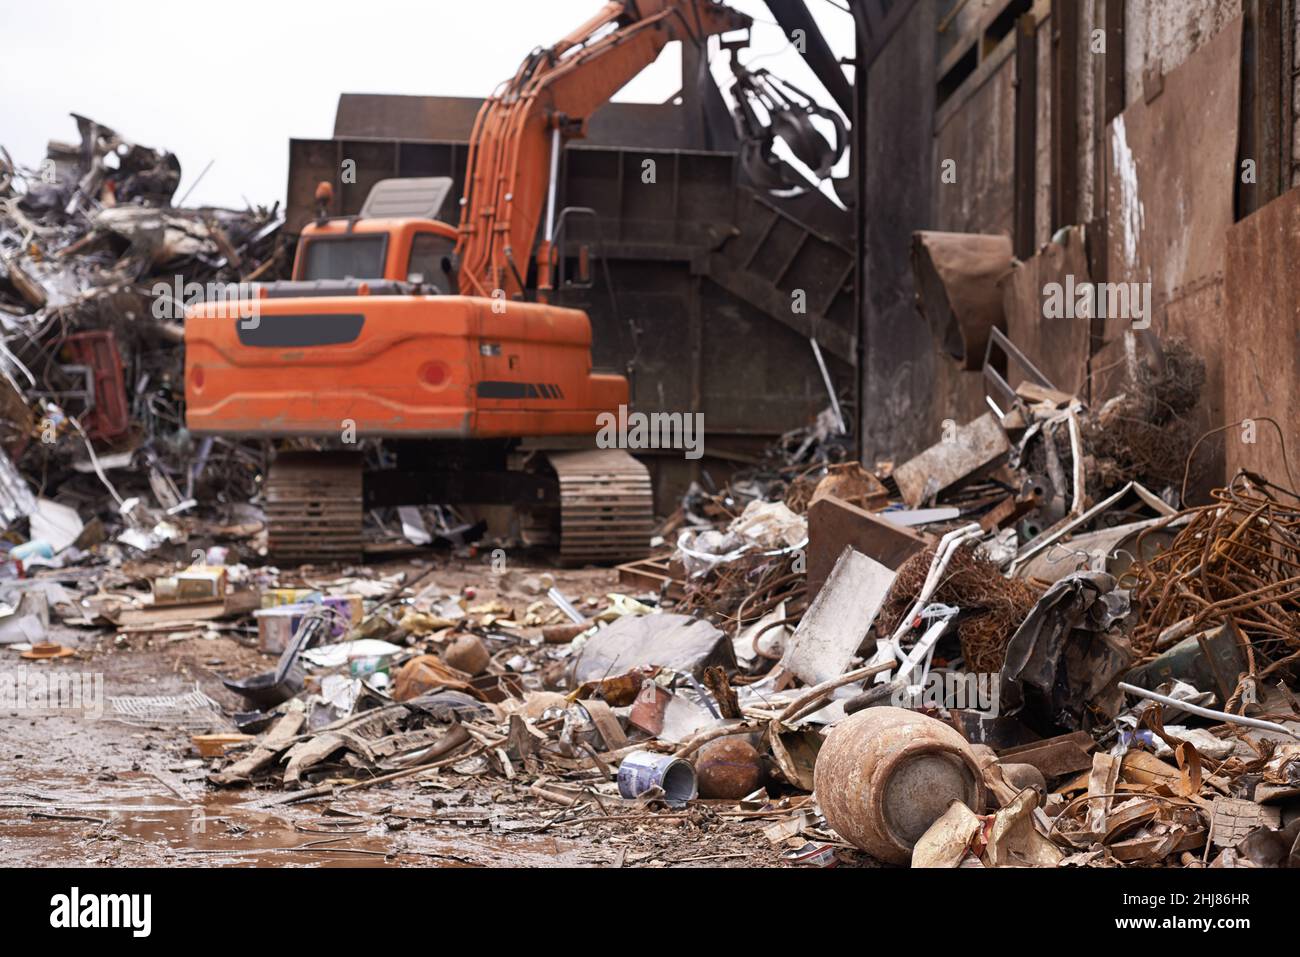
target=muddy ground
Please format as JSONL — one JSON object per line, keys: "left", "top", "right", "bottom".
{"left": 0, "top": 553, "right": 862, "bottom": 868}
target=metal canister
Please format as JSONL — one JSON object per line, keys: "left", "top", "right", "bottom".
{"left": 813, "top": 707, "right": 985, "bottom": 865}
{"left": 695, "top": 737, "right": 765, "bottom": 799}
{"left": 617, "top": 751, "right": 698, "bottom": 806}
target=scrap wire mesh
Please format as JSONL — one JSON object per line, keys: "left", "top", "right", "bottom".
{"left": 1131, "top": 475, "right": 1300, "bottom": 674}
{"left": 681, "top": 551, "right": 806, "bottom": 638}
{"left": 877, "top": 543, "right": 1042, "bottom": 674}
{"left": 107, "top": 685, "right": 225, "bottom": 729}
{"left": 1080, "top": 336, "right": 1208, "bottom": 495}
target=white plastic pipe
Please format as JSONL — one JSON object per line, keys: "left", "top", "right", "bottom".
{"left": 1117, "top": 682, "right": 1300, "bottom": 739}
{"left": 869, "top": 523, "right": 982, "bottom": 683}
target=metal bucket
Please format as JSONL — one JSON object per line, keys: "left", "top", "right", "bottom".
{"left": 813, "top": 707, "right": 985, "bottom": 864}
{"left": 617, "top": 751, "right": 698, "bottom": 805}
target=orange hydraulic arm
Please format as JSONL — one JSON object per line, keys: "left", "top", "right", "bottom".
{"left": 453, "top": 0, "right": 750, "bottom": 301}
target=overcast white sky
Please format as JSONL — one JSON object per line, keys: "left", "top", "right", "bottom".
{"left": 0, "top": 0, "right": 852, "bottom": 210}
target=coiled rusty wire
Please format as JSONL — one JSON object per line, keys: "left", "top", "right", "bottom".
{"left": 876, "top": 542, "right": 1041, "bottom": 673}
{"left": 1130, "top": 474, "right": 1300, "bottom": 690}
{"left": 680, "top": 552, "right": 807, "bottom": 638}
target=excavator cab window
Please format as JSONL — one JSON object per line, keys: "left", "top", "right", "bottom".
{"left": 301, "top": 235, "right": 387, "bottom": 281}
{"left": 407, "top": 232, "right": 457, "bottom": 293}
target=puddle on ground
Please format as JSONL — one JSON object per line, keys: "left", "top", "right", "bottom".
{"left": 0, "top": 769, "right": 580, "bottom": 867}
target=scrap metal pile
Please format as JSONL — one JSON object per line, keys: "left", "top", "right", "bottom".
{"left": 0, "top": 115, "right": 283, "bottom": 567}
{"left": 71, "top": 336, "right": 1282, "bottom": 869}
{"left": 590, "top": 335, "right": 1300, "bottom": 868}
{"left": 3, "top": 116, "right": 1297, "bottom": 870}
{"left": 12, "top": 339, "right": 1295, "bottom": 867}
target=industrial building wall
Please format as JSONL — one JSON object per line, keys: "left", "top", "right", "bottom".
{"left": 860, "top": 0, "right": 1300, "bottom": 500}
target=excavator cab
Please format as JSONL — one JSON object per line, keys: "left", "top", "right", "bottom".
{"left": 293, "top": 178, "right": 459, "bottom": 292}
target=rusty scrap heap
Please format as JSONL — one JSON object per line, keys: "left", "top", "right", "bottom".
{"left": 576, "top": 336, "right": 1298, "bottom": 869}
{"left": 1, "top": 119, "right": 1297, "bottom": 874}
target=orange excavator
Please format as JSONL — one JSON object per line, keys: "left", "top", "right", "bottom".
{"left": 185, "top": 0, "right": 750, "bottom": 564}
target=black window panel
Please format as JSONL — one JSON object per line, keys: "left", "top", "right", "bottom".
{"left": 407, "top": 232, "right": 457, "bottom": 292}
{"left": 302, "top": 236, "right": 386, "bottom": 280}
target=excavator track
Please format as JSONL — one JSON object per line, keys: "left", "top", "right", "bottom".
{"left": 265, "top": 451, "right": 364, "bottom": 564}
{"left": 263, "top": 448, "right": 651, "bottom": 567}
{"left": 547, "top": 449, "right": 654, "bottom": 565}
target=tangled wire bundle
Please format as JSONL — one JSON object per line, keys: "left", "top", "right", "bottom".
{"left": 877, "top": 543, "right": 1042, "bottom": 673}
{"left": 1130, "top": 476, "right": 1300, "bottom": 680}
{"left": 680, "top": 551, "right": 806, "bottom": 636}
{"left": 1083, "top": 337, "right": 1207, "bottom": 493}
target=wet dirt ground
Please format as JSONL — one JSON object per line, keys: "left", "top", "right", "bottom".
{"left": 0, "top": 553, "right": 805, "bottom": 868}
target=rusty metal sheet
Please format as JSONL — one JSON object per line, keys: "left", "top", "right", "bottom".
{"left": 934, "top": 54, "right": 1017, "bottom": 239}
{"left": 1223, "top": 185, "right": 1300, "bottom": 489}
{"left": 999, "top": 225, "right": 1091, "bottom": 397}
{"left": 1104, "top": 16, "right": 1241, "bottom": 321}
{"left": 1209, "top": 797, "right": 1282, "bottom": 848}
{"left": 912, "top": 231, "right": 1014, "bottom": 370}
{"left": 1100, "top": 17, "right": 1241, "bottom": 497}
{"left": 807, "top": 494, "right": 932, "bottom": 598}
{"left": 996, "top": 730, "right": 1097, "bottom": 780}
{"left": 893, "top": 411, "right": 1011, "bottom": 507}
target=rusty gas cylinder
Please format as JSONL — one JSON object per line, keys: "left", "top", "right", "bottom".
{"left": 813, "top": 707, "right": 985, "bottom": 864}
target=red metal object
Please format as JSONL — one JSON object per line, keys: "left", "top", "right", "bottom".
{"left": 628, "top": 679, "right": 671, "bottom": 737}
{"left": 60, "top": 331, "right": 130, "bottom": 441}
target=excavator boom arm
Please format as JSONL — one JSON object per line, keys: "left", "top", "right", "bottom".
{"left": 454, "top": 0, "right": 750, "bottom": 299}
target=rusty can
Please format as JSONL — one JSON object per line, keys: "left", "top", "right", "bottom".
{"left": 813, "top": 707, "right": 985, "bottom": 864}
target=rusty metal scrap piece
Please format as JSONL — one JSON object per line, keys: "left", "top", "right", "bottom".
{"left": 806, "top": 493, "right": 931, "bottom": 599}
{"left": 911, "top": 231, "right": 1014, "bottom": 371}
{"left": 893, "top": 411, "right": 1011, "bottom": 508}
{"left": 1209, "top": 797, "right": 1283, "bottom": 848}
